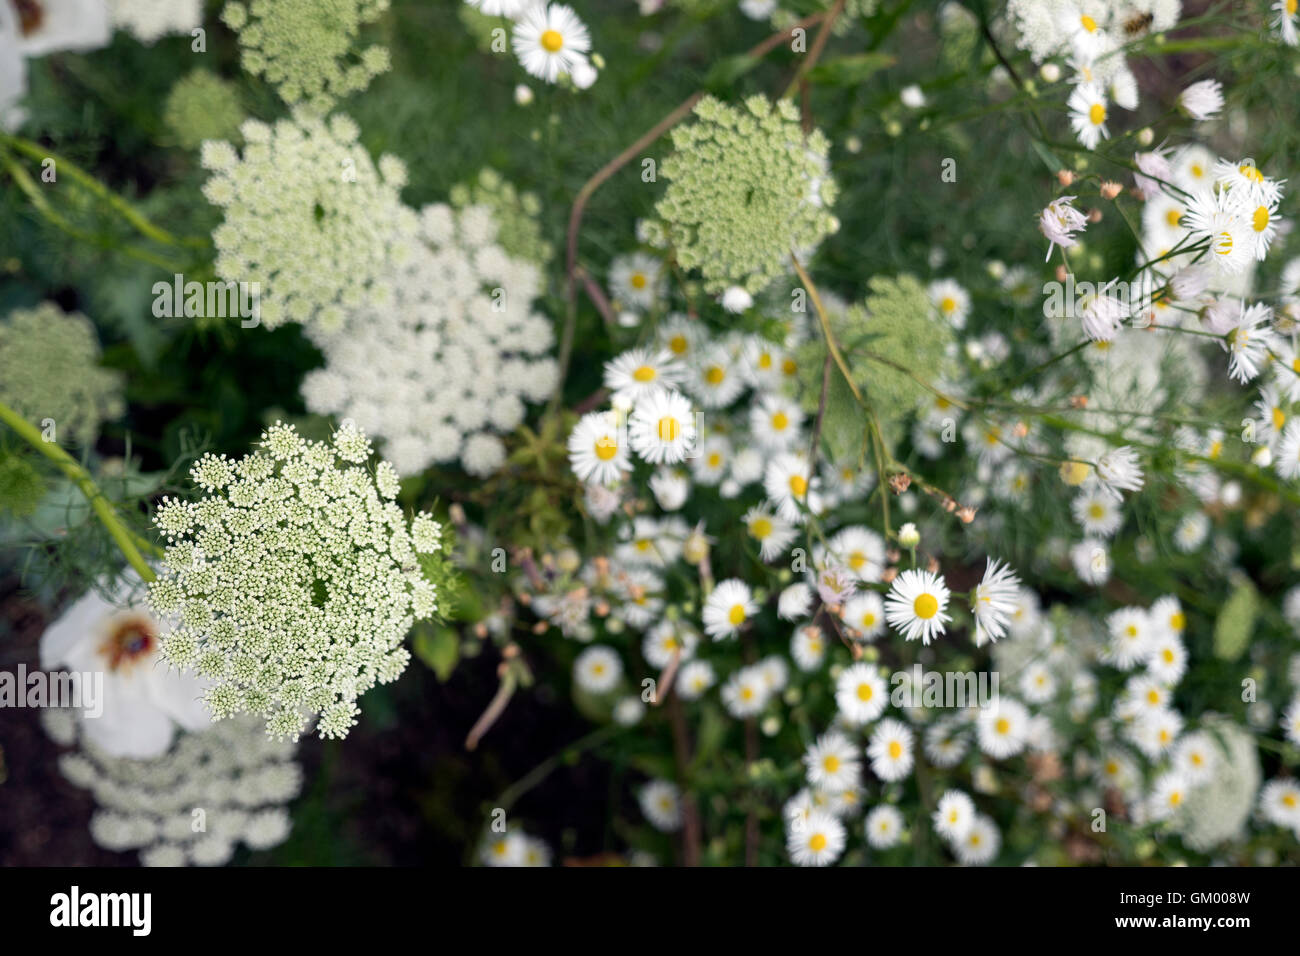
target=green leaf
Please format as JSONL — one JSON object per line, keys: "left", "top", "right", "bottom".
{"left": 412, "top": 624, "right": 460, "bottom": 682}
{"left": 704, "top": 54, "right": 760, "bottom": 93}
{"left": 1213, "top": 578, "right": 1258, "bottom": 662}
{"left": 805, "top": 53, "right": 896, "bottom": 87}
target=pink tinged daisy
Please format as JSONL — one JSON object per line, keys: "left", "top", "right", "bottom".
{"left": 787, "top": 809, "right": 846, "bottom": 866}
{"left": 743, "top": 504, "right": 797, "bottom": 563}
{"left": 511, "top": 3, "right": 592, "bottom": 85}
{"left": 568, "top": 409, "right": 628, "bottom": 486}
{"left": 628, "top": 388, "right": 697, "bottom": 465}
{"left": 932, "top": 789, "right": 975, "bottom": 842}
{"left": 1039, "top": 195, "right": 1087, "bottom": 260}
{"left": 603, "top": 346, "right": 683, "bottom": 409}
{"left": 976, "top": 697, "right": 1029, "bottom": 759}
{"left": 1178, "top": 78, "right": 1223, "bottom": 121}
{"left": 1092, "top": 445, "right": 1143, "bottom": 500}
{"left": 841, "top": 591, "right": 886, "bottom": 642}
{"left": 1222, "top": 302, "right": 1277, "bottom": 384}
{"left": 702, "top": 578, "right": 756, "bottom": 641}
{"left": 803, "top": 730, "right": 862, "bottom": 794}
{"left": 835, "top": 662, "right": 888, "bottom": 726}
{"left": 1068, "top": 83, "right": 1109, "bottom": 151}
{"left": 1133, "top": 148, "right": 1173, "bottom": 196}
{"left": 864, "top": 805, "right": 904, "bottom": 849}
{"left": 971, "top": 558, "right": 1021, "bottom": 644}
{"left": 884, "top": 569, "right": 952, "bottom": 645}
{"left": 953, "top": 815, "right": 1000, "bottom": 865}
{"left": 867, "top": 718, "right": 914, "bottom": 781}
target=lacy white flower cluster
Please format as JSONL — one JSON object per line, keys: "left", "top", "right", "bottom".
{"left": 108, "top": 0, "right": 203, "bottom": 44}
{"left": 43, "top": 709, "right": 301, "bottom": 867}
{"left": 200, "top": 113, "right": 417, "bottom": 332}
{"left": 147, "top": 422, "right": 446, "bottom": 742}
{"left": 221, "top": 0, "right": 391, "bottom": 112}
{"left": 301, "top": 203, "right": 559, "bottom": 476}
{"left": 0, "top": 301, "right": 124, "bottom": 443}
{"left": 652, "top": 95, "right": 839, "bottom": 295}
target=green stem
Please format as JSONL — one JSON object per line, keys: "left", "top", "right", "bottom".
{"left": 0, "top": 400, "right": 158, "bottom": 582}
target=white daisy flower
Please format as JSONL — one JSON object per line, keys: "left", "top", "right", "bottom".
{"left": 1273, "top": 0, "right": 1299, "bottom": 46}
{"left": 952, "top": 815, "right": 999, "bottom": 865}
{"left": 642, "top": 620, "right": 698, "bottom": 669}
{"left": 762, "top": 452, "right": 821, "bottom": 523}
{"left": 864, "top": 805, "right": 905, "bottom": 849}
{"left": 867, "top": 718, "right": 914, "bottom": 781}
{"left": 1068, "top": 83, "right": 1109, "bottom": 150}
{"left": 1072, "top": 488, "right": 1122, "bottom": 536}
{"left": 743, "top": 504, "right": 797, "bottom": 563}
{"left": 884, "top": 569, "right": 952, "bottom": 645}
{"left": 702, "top": 578, "right": 757, "bottom": 640}
{"left": 777, "top": 582, "right": 814, "bottom": 622}
{"left": 511, "top": 2, "right": 592, "bottom": 84}
{"left": 1039, "top": 195, "right": 1087, "bottom": 260}
{"left": 1018, "top": 661, "right": 1058, "bottom": 704}
{"left": 603, "top": 347, "right": 684, "bottom": 409}
{"left": 1173, "top": 511, "right": 1210, "bottom": 552}
{"left": 928, "top": 278, "right": 971, "bottom": 329}
{"left": 1129, "top": 706, "right": 1183, "bottom": 759}
{"left": 1070, "top": 537, "right": 1111, "bottom": 585}
{"left": 828, "top": 526, "right": 887, "bottom": 582}
{"left": 1078, "top": 287, "right": 1130, "bottom": 341}
{"left": 1106, "top": 606, "right": 1153, "bottom": 669}
{"left": 924, "top": 719, "right": 969, "bottom": 767}
{"left": 691, "top": 435, "right": 731, "bottom": 485}
{"left": 1149, "top": 595, "right": 1187, "bottom": 642}
{"left": 971, "top": 558, "right": 1021, "bottom": 644}
{"left": 1178, "top": 78, "right": 1223, "bottom": 121}
{"left": 609, "top": 252, "right": 665, "bottom": 310}
{"left": 466, "top": 0, "right": 529, "bottom": 15}
{"left": 1147, "top": 771, "right": 1191, "bottom": 821}
{"left": 573, "top": 645, "right": 622, "bottom": 694}
{"left": 1259, "top": 778, "right": 1300, "bottom": 831}
{"left": 676, "top": 660, "right": 715, "bottom": 700}
{"left": 835, "top": 662, "right": 889, "bottom": 726}
{"left": 803, "top": 730, "right": 862, "bottom": 794}
{"left": 686, "top": 345, "right": 744, "bottom": 408}
{"left": 568, "top": 409, "right": 629, "bottom": 486}
{"left": 1092, "top": 445, "right": 1144, "bottom": 500}
{"left": 1222, "top": 301, "right": 1276, "bottom": 383}
{"left": 1277, "top": 421, "right": 1300, "bottom": 480}
{"left": 628, "top": 389, "right": 697, "bottom": 465}
{"left": 932, "top": 789, "right": 976, "bottom": 842}
{"left": 1184, "top": 186, "right": 1253, "bottom": 275}
{"left": 786, "top": 809, "right": 846, "bottom": 867}
{"left": 1173, "top": 731, "right": 1218, "bottom": 785}
{"left": 976, "top": 697, "right": 1029, "bottom": 759}
{"left": 841, "top": 591, "right": 886, "bottom": 642}
{"left": 1214, "top": 157, "right": 1283, "bottom": 207}
{"left": 791, "top": 625, "right": 827, "bottom": 671}
{"left": 648, "top": 468, "right": 689, "bottom": 511}
{"left": 1145, "top": 634, "right": 1188, "bottom": 685}
{"left": 639, "top": 779, "right": 683, "bottom": 832}
{"left": 1282, "top": 695, "right": 1300, "bottom": 746}
{"left": 749, "top": 393, "right": 804, "bottom": 450}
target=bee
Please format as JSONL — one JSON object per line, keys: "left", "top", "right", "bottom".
{"left": 1123, "top": 11, "right": 1155, "bottom": 37}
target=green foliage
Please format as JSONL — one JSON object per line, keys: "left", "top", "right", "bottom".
{"left": 0, "top": 454, "right": 45, "bottom": 517}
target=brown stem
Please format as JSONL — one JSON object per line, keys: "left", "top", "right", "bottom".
{"left": 667, "top": 692, "right": 702, "bottom": 866}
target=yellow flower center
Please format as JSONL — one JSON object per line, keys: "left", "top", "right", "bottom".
{"left": 1125, "top": 624, "right": 1138, "bottom": 638}
{"left": 749, "top": 517, "right": 773, "bottom": 539}
{"left": 940, "top": 296, "right": 957, "bottom": 314}
{"left": 657, "top": 416, "right": 681, "bottom": 442}
{"left": 857, "top": 683, "right": 874, "bottom": 702}
{"left": 848, "top": 551, "right": 867, "bottom": 571}
{"left": 1272, "top": 407, "right": 1286, "bottom": 430}
{"left": 632, "top": 364, "right": 657, "bottom": 382}
{"left": 913, "top": 593, "right": 939, "bottom": 619}
{"left": 995, "top": 718, "right": 1010, "bottom": 735}
{"left": 1089, "top": 103, "right": 1106, "bottom": 126}
{"left": 594, "top": 436, "right": 618, "bottom": 461}
{"left": 782, "top": 358, "right": 798, "bottom": 376}
{"left": 758, "top": 352, "right": 773, "bottom": 369}
{"left": 888, "top": 740, "right": 902, "bottom": 759}
{"left": 540, "top": 29, "right": 564, "bottom": 52}
{"left": 1146, "top": 689, "right": 1161, "bottom": 705}
{"left": 771, "top": 411, "right": 789, "bottom": 431}
{"left": 1254, "top": 205, "right": 1271, "bottom": 232}
{"left": 1088, "top": 503, "right": 1105, "bottom": 520}
{"left": 1162, "top": 648, "right": 1175, "bottom": 663}
{"left": 1170, "top": 611, "right": 1186, "bottom": 631}
{"left": 728, "top": 604, "right": 747, "bottom": 626}
{"left": 1284, "top": 793, "right": 1298, "bottom": 808}
{"left": 707, "top": 451, "right": 722, "bottom": 468}
{"left": 1239, "top": 163, "right": 1263, "bottom": 184}
{"left": 630, "top": 272, "right": 648, "bottom": 290}
{"left": 823, "top": 755, "right": 841, "bottom": 773}
{"left": 789, "top": 474, "right": 808, "bottom": 498}
{"left": 669, "top": 334, "right": 688, "bottom": 354}
{"left": 1165, "top": 208, "right": 1182, "bottom": 228}
{"left": 1190, "top": 163, "right": 1204, "bottom": 179}
{"left": 860, "top": 613, "right": 876, "bottom": 628}
{"left": 740, "top": 685, "right": 754, "bottom": 701}
{"left": 1080, "top": 14, "right": 1098, "bottom": 32}
{"left": 705, "top": 365, "right": 726, "bottom": 386}
{"left": 809, "top": 833, "right": 827, "bottom": 852}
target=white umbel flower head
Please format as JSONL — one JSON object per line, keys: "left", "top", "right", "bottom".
{"left": 147, "top": 422, "right": 448, "bottom": 742}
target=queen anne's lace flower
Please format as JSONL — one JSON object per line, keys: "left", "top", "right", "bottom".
{"left": 655, "top": 95, "right": 839, "bottom": 294}
{"left": 221, "top": 0, "right": 391, "bottom": 112}
{"left": 0, "top": 302, "right": 124, "bottom": 443}
{"left": 300, "top": 202, "right": 558, "bottom": 475}
{"left": 44, "top": 709, "right": 301, "bottom": 867}
{"left": 148, "top": 422, "right": 449, "bottom": 742}
{"left": 201, "top": 112, "right": 417, "bottom": 331}
{"left": 109, "top": 0, "right": 203, "bottom": 44}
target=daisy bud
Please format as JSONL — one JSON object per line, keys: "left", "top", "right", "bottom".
{"left": 1055, "top": 264, "right": 1069, "bottom": 282}
{"left": 1251, "top": 445, "right": 1272, "bottom": 468}
{"left": 898, "top": 523, "right": 921, "bottom": 548}
{"left": 1137, "top": 127, "right": 1154, "bottom": 146}
{"left": 474, "top": 622, "right": 489, "bottom": 639}
{"left": 889, "top": 473, "right": 911, "bottom": 494}
{"left": 881, "top": 566, "right": 898, "bottom": 584}
{"left": 721, "top": 286, "right": 754, "bottom": 313}
{"left": 926, "top": 556, "right": 940, "bottom": 573}
{"left": 1060, "top": 460, "right": 1092, "bottom": 486}
{"left": 1087, "top": 207, "right": 1103, "bottom": 223}
{"left": 532, "top": 620, "right": 548, "bottom": 634}
{"left": 1057, "top": 169, "right": 1075, "bottom": 187}
{"left": 514, "top": 84, "right": 534, "bottom": 106}
{"left": 1099, "top": 180, "right": 1122, "bottom": 200}
{"left": 1039, "top": 62, "right": 1061, "bottom": 83}
{"left": 570, "top": 57, "right": 598, "bottom": 90}
{"left": 957, "top": 506, "right": 977, "bottom": 524}
{"left": 1013, "top": 421, "right": 1029, "bottom": 439}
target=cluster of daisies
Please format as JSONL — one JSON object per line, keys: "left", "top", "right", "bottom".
{"left": 464, "top": 0, "right": 600, "bottom": 90}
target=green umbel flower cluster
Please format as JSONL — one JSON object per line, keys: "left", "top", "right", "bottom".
{"left": 147, "top": 422, "right": 451, "bottom": 742}
{"left": 164, "top": 69, "right": 245, "bottom": 150}
{"left": 450, "top": 168, "right": 554, "bottom": 267}
{"left": 200, "top": 112, "right": 418, "bottom": 331}
{"left": 0, "top": 303, "right": 124, "bottom": 444}
{"left": 655, "top": 95, "right": 839, "bottom": 295}
{"left": 221, "top": 0, "right": 391, "bottom": 113}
